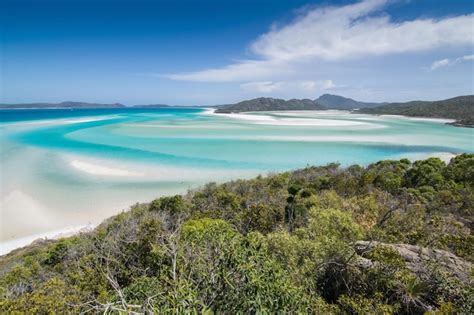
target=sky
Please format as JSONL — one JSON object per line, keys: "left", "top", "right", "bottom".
{"left": 1, "top": 0, "right": 473, "bottom": 105}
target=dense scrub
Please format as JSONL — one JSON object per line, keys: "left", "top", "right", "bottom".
{"left": 1, "top": 154, "right": 473, "bottom": 314}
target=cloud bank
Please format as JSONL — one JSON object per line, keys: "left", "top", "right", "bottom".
{"left": 167, "top": 0, "right": 473, "bottom": 83}
{"left": 240, "top": 80, "right": 337, "bottom": 94}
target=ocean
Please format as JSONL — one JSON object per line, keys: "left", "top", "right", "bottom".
{"left": 1, "top": 107, "right": 473, "bottom": 253}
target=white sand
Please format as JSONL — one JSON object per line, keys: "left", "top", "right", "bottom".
{"left": 208, "top": 110, "right": 454, "bottom": 126}
{"left": 201, "top": 108, "right": 217, "bottom": 115}
{"left": 215, "top": 111, "right": 378, "bottom": 127}
{"left": 380, "top": 115, "right": 455, "bottom": 123}
{"left": 270, "top": 110, "right": 351, "bottom": 116}
{"left": 1, "top": 115, "right": 118, "bottom": 128}
{"left": 70, "top": 159, "right": 144, "bottom": 177}
{"left": 217, "top": 112, "right": 277, "bottom": 122}
{"left": 401, "top": 152, "right": 456, "bottom": 164}
{"left": 0, "top": 109, "right": 463, "bottom": 256}
{"left": 63, "top": 117, "right": 116, "bottom": 124}
{"left": 0, "top": 190, "right": 55, "bottom": 241}
{"left": 66, "top": 154, "right": 258, "bottom": 182}
{"left": 256, "top": 118, "right": 371, "bottom": 127}
{"left": 121, "top": 123, "right": 234, "bottom": 129}
{"left": 0, "top": 225, "right": 93, "bottom": 256}
{"left": 250, "top": 135, "right": 403, "bottom": 144}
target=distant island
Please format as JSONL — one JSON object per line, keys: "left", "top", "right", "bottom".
{"left": 0, "top": 102, "right": 173, "bottom": 109}
{"left": 214, "top": 97, "right": 326, "bottom": 113}
{"left": 356, "top": 95, "right": 474, "bottom": 128}
{"left": 314, "top": 94, "right": 384, "bottom": 110}
{"left": 214, "top": 94, "right": 474, "bottom": 128}
{"left": 0, "top": 101, "right": 126, "bottom": 109}
{"left": 214, "top": 94, "right": 385, "bottom": 113}
{"left": 3, "top": 95, "right": 473, "bottom": 128}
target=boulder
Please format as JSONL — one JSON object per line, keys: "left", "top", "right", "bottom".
{"left": 353, "top": 241, "right": 472, "bottom": 282}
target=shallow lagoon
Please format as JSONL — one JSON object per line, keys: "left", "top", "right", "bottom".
{"left": 1, "top": 107, "right": 473, "bottom": 253}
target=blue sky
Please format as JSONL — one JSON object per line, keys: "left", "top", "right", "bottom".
{"left": 1, "top": 0, "right": 473, "bottom": 105}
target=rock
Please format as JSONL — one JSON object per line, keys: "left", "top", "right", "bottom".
{"left": 353, "top": 241, "right": 472, "bottom": 283}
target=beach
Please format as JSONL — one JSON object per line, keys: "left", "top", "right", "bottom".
{"left": 1, "top": 107, "right": 472, "bottom": 255}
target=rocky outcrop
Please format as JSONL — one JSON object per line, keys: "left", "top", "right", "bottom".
{"left": 353, "top": 241, "right": 472, "bottom": 283}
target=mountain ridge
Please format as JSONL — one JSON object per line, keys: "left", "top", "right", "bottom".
{"left": 2, "top": 95, "right": 473, "bottom": 128}
{"left": 214, "top": 97, "right": 326, "bottom": 113}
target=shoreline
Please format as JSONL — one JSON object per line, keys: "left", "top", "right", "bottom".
{"left": 211, "top": 108, "right": 462, "bottom": 124}
{"left": 0, "top": 151, "right": 461, "bottom": 257}
{"left": 208, "top": 109, "right": 379, "bottom": 127}
{"left": 0, "top": 225, "right": 94, "bottom": 256}
{"left": 1, "top": 108, "right": 470, "bottom": 256}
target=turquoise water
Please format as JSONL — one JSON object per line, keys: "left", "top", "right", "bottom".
{"left": 1, "top": 107, "right": 473, "bottom": 250}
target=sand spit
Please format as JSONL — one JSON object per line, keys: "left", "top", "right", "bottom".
{"left": 70, "top": 159, "right": 144, "bottom": 177}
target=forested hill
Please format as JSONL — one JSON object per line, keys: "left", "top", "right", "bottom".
{"left": 0, "top": 101, "right": 126, "bottom": 109}
{"left": 1, "top": 154, "right": 473, "bottom": 314}
{"left": 315, "top": 94, "right": 383, "bottom": 110}
{"left": 214, "top": 95, "right": 474, "bottom": 126}
{"left": 214, "top": 94, "right": 385, "bottom": 113}
{"left": 357, "top": 95, "right": 474, "bottom": 127}
{"left": 214, "top": 97, "right": 326, "bottom": 113}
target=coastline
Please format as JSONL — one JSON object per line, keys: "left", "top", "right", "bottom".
{"left": 0, "top": 151, "right": 460, "bottom": 257}
{"left": 0, "top": 225, "right": 94, "bottom": 256}
{"left": 447, "top": 121, "right": 474, "bottom": 128}
{"left": 210, "top": 108, "right": 462, "bottom": 127}
{"left": 1, "top": 108, "right": 471, "bottom": 256}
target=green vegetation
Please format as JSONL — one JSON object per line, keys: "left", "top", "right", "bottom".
{"left": 357, "top": 95, "right": 474, "bottom": 127}
{"left": 214, "top": 97, "right": 326, "bottom": 113}
{"left": 214, "top": 94, "right": 384, "bottom": 113}
{"left": 1, "top": 154, "right": 473, "bottom": 313}
{"left": 214, "top": 95, "right": 473, "bottom": 126}
{"left": 315, "top": 94, "right": 382, "bottom": 110}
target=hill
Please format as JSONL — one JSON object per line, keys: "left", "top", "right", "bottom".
{"left": 214, "top": 95, "right": 387, "bottom": 113}
{"left": 214, "top": 97, "right": 326, "bottom": 113}
{"left": 0, "top": 101, "right": 126, "bottom": 109}
{"left": 357, "top": 95, "right": 474, "bottom": 127}
{"left": 1, "top": 154, "right": 473, "bottom": 313}
{"left": 315, "top": 94, "right": 383, "bottom": 110}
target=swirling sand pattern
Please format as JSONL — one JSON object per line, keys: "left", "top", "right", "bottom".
{"left": 0, "top": 107, "right": 472, "bottom": 253}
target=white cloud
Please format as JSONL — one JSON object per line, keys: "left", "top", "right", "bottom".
{"left": 430, "top": 58, "right": 452, "bottom": 70}
{"left": 430, "top": 54, "right": 474, "bottom": 70}
{"left": 240, "top": 81, "right": 283, "bottom": 93}
{"left": 240, "top": 80, "right": 337, "bottom": 95}
{"left": 166, "top": 59, "right": 291, "bottom": 82}
{"left": 320, "top": 80, "right": 337, "bottom": 90}
{"left": 251, "top": 0, "right": 472, "bottom": 61}
{"left": 167, "top": 0, "right": 473, "bottom": 82}
{"left": 462, "top": 54, "right": 474, "bottom": 61}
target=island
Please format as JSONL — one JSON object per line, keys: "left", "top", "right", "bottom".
{"left": 3, "top": 95, "right": 473, "bottom": 128}
{"left": 315, "top": 93, "right": 384, "bottom": 110}
{"left": 0, "top": 101, "right": 126, "bottom": 109}
{"left": 214, "top": 97, "right": 326, "bottom": 113}
{"left": 356, "top": 95, "right": 474, "bottom": 128}
{"left": 214, "top": 95, "right": 474, "bottom": 128}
